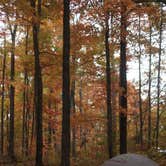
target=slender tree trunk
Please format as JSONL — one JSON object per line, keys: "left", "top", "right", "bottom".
{"left": 22, "top": 27, "right": 29, "bottom": 155}
{"left": 105, "top": 11, "right": 113, "bottom": 158}
{"left": 22, "top": 72, "right": 26, "bottom": 155}
{"left": 1, "top": 35, "right": 7, "bottom": 154}
{"left": 79, "top": 78, "right": 86, "bottom": 149}
{"left": 25, "top": 75, "right": 29, "bottom": 156}
{"left": 138, "top": 15, "right": 143, "bottom": 146}
{"left": 9, "top": 25, "right": 17, "bottom": 159}
{"left": 148, "top": 21, "right": 152, "bottom": 149}
{"left": 61, "top": 0, "right": 70, "bottom": 165}
{"left": 6, "top": 105, "right": 9, "bottom": 151}
{"left": 30, "top": 101, "right": 35, "bottom": 148}
{"left": 22, "top": 71, "right": 29, "bottom": 156}
{"left": 25, "top": 28, "right": 30, "bottom": 156}
{"left": 48, "top": 89, "right": 52, "bottom": 147}
{"left": 30, "top": 99, "right": 35, "bottom": 147}
{"left": 71, "top": 79, "right": 76, "bottom": 157}
{"left": 110, "top": 14, "right": 117, "bottom": 156}
{"left": 71, "top": 58, "right": 76, "bottom": 157}
{"left": 135, "top": 117, "right": 139, "bottom": 144}
{"left": 119, "top": 2, "right": 127, "bottom": 154}
{"left": 53, "top": 102, "right": 57, "bottom": 152}
{"left": 30, "top": 0, "right": 43, "bottom": 165}
{"left": 156, "top": 4, "right": 163, "bottom": 149}
{"left": 79, "top": 79, "right": 83, "bottom": 114}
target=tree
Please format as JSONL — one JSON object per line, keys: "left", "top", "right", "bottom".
{"left": 30, "top": 0, "right": 43, "bottom": 165}
{"left": 22, "top": 27, "right": 30, "bottom": 156}
{"left": 138, "top": 14, "right": 143, "bottom": 146}
{"left": 148, "top": 17, "right": 152, "bottom": 149}
{"left": 119, "top": 1, "right": 127, "bottom": 154}
{"left": 1, "top": 34, "right": 6, "bottom": 154}
{"left": 61, "top": 0, "right": 71, "bottom": 166}
{"left": 105, "top": 10, "right": 113, "bottom": 158}
{"left": 71, "top": 56, "right": 76, "bottom": 158}
{"left": 156, "top": 3, "right": 163, "bottom": 149}
{"left": 7, "top": 10, "right": 17, "bottom": 160}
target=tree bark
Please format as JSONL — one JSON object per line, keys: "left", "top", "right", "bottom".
{"left": 119, "top": 2, "right": 127, "bottom": 154}
{"left": 25, "top": 75, "right": 30, "bottom": 156}
{"left": 110, "top": 14, "right": 117, "bottom": 156}
{"left": 71, "top": 78, "right": 76, "bottom": 158}
{"left": 156, "top": 4, "right": 163, "bottom": 149}
{"left": 48, "top": 89, "right": 52, "bottom": 148}
{"left": 138, "top": 14, "right": 143, "bottom": 146}
{"left": 22, "top": 71, "right": 26, "bottom": 154}
{"left": 25, "top": 27, "right": 30, "bottom": 156}
{"left": 61, "top": 0, "right": 71, "bottom": 166}
{"left": 9, "top": 24, "right": 17, "bottom": 160}
{"left": 105, "top": 11, "right": 113, "bottom": 158}
{"left": 148, "top": 20, "right": 152, "bottom": 149}
{"left": 1, "top": 35, "right": 6, "bottom": 154}
{"left": 22, "top": 27, "right": 29, "bottom": 156}
{"left": 71, "top": 56, "right": 76, "bottom": 158}
{"left": 30, "top": 0, "right": 43, "bottom": 165}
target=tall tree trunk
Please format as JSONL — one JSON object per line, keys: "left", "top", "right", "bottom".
{"left": 71, "top": 79, "right": 76, "bottom": 157}
{"left": 110, "top": 14, "right": 117, "bottom": 156}
{"left": 6, "top": 105, "right": 9, "bottom": 151}
{"left": 30, "top": 101, "right": 35, "bottom": 148}
{"left": 71, "top": 56, "right": 76, "bottom": 158}
{"left": 22, "top": 72, "right": 29, "bottom": 156}
{"left": 148, "top": 20, "right": 152, "bottom": 149}
{"left": 9, "top": 25, "right": 17, "bottom": 159}
{"left": 25, "top": 75, "right": 30, "bottom": 156}
{"left": 48, "top": 89, "right": 52, "bottom": 148}
{"left": 156, "top": 4, "right": 163, "bottom": 149}
{"left": 30, "top": 98, "right": 35, "bottom": 148}
{"left": 53, "top": 102, "right": 57, "bottom": 152}
{"left": 119, "top": 2, "right": 127, "bottom": 154}
{"left": 1, "top": 35, "right": 6, "bottom": 154}
{"left": 135, "top": 117, "right": 139, "bottom": 144}
{"left": 30, "top": 0, "right": 43, "bottom": 165}
{"left": 22, "top": 27, "right": 29, "bottom": 155}
{"left": 138, "top": 14, "right": 143, "bottom": 146}
{"left": 79, "top": 78, "right": 86, "bottom": 149}
{"left": 22, "top": 71, "right": 26, "bottom": 154}
{"left": 25, "top": 28, "right": 30, "bottom": 156}
{"left": 105, "top": 11, "right": 113, "bottom": 158}
{"left": 79, "top": 78, "right": 83, "bottom": 114}
{"left": 61, "top": 0, "right": 70, "bottom": 166}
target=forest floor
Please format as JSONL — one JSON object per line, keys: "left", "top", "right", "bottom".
{"left": 0, "top": 152, "right": 166, "bottom": 166}
{"left": 0, "top": 155, "right": 35, "bottom": 166}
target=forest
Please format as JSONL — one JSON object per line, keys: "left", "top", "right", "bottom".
{"left": 0, "top": 0, "right": 166, "bottom": 166}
